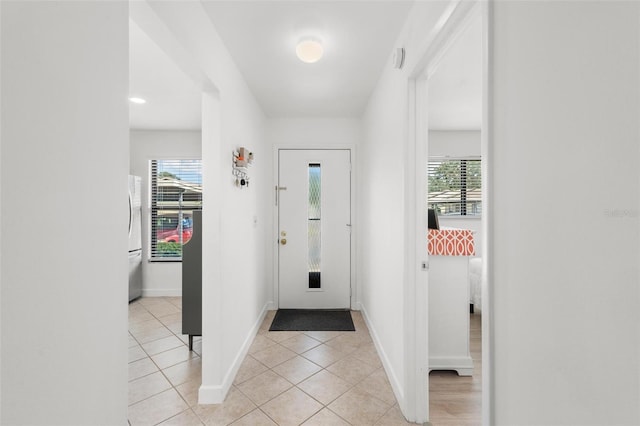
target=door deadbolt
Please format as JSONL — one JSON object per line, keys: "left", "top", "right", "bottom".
{"left": 280, "top": 238, "right": 287, "bottom": 245}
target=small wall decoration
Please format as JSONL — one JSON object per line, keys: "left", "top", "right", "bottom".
{"left": 232, "top": 147, "right": 253, "bottom": 188}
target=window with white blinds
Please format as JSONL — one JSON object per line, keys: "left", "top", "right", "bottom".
{"left": 150, "top": 159, "right": 202, "bottom": 260}
{"left": 428, "top": 158, "right": 481, "bottom": 216}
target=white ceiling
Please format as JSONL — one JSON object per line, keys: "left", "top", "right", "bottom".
{"left": 129, "top": 1, "right": 482, "bottom": 130}
{"left": 201, "top": 1, "right": 414, "bottom": 118}
{"left": 129, "top": 20, "right": 202, "bottom": 130}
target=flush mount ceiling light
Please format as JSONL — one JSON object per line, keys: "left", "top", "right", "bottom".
{"left": 296, "top": 38, "right": 324, "bottom": 63}
{"left": 129, "top": 97, "right": 146, "bottom": 104}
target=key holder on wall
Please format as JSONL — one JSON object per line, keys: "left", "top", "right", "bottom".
{"left": 232, "top": 147, "right": 254, "bottom": 188}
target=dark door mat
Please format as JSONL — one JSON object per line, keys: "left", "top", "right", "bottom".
{"left": 269, "top": 309, "right": 355, "bottom": 331}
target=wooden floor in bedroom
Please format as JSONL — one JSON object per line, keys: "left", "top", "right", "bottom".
{"left": 429, "top": 313, "right": 482, "bottom": 426}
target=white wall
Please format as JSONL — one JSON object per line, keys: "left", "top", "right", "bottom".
{"left": 429, "top": 130, "right": 482, "bottom": 256}
{"left": 429, "top": 130, "right": 480, "bottom": 157}
{"left": 130, "top": 129, "right": 202, "bottom": 296}
{"left": 360, "top": 67, "right": 409, "bottom": 404}
{"left": 266, "top": 118, "right": 361, "bottom": 307}
{"left": 359, "top": 1, "right": 453, "bottom": 417}
{"left": 0, "top": 1, "right": 3, "bottom": 418}
{"left": 0, "top": 3, "right": 3, "bottom": 420}
{"left": 1, "top": 1, "right": 129, "bottom": 424}
{"left": 134, "top": 1, "right": 269, "bottom": 403}
{"left": 267, "top": 118, "right": 361, "bottom": 148}
{"left": 490, "top": 1, "right": 640, "bottom": 424}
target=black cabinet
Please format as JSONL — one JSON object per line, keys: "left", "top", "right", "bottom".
{"left": 182, "top": 210, "right": 202, "bottom": 350}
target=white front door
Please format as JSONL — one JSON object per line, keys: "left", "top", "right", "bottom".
{"left": 278, "top": 149, "right": 351, "bottom": 309}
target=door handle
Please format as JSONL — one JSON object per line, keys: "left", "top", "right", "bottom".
{"left": 280, "top": 238, "right": 287, "bottom": 245}
{"left": 275, "top": 186, "right": 287, "bottom": 206}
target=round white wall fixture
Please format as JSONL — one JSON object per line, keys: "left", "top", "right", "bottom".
{"left": 296, "top": 38, "right": 324, "bottom": 63}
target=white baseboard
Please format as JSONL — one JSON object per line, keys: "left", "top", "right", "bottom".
{"left": 359, "top": 304, "right": 405, "bottom": 413}
{"left": 198, "top": 302, "right": 269, "bottom": 405}
{"left": 141, "top": 288, "right": 182, "bottom": 297}
{"left": 198, "top": 384, "right": 224, "bottom": 404}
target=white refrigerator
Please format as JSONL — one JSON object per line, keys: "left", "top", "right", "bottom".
{"left": 128, "top": 175, "right": 143, "bottom": 301}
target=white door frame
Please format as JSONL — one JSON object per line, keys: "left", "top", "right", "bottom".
{"left": 406, "top": 0, "right": 491, "bottom": 423}
{"left": 272, "top": 145, "right": 357, "bottom": 311}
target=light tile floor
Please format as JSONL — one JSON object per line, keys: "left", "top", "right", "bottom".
{"left": 129, "top": 298, "right": 481, "bottom": 425}
{"left": 128, "top": 297, "right": 420, "bottom": 425}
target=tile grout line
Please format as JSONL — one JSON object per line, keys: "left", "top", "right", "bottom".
{"left": 234, "top": 317, "right": 390, "bottom": 425}
{"left": 129, "top": 297, "right": 204, "bottom": 426}
{"left": 238, "top": 338, "right": 342, "bottom": 423}
{"left": 131, "top": 298, "right": 409, "bottom": 425}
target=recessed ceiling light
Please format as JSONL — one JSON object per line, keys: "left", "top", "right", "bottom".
{"left": 296, "top": 38, "right": 323, "bottom": 64}
{"left": 129, "top": 97, "right": 146, "bottom": 104}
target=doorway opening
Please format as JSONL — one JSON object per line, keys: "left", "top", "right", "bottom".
{"left": 411, "top": 2, "right": 489, "bottom": 424}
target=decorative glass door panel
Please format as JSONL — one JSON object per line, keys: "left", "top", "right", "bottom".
{"left": 308, "top": 164, "right": 321, "bottom": 289}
